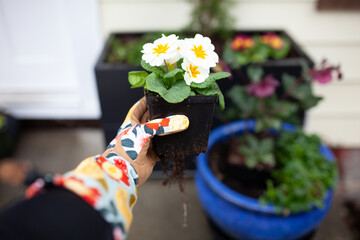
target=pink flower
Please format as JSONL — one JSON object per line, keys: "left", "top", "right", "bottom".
{"left": 308, "top": 60, "right": 342, "bottom": 84}
{"left": 247, "top": 75, "right": 280, "bottom": 98}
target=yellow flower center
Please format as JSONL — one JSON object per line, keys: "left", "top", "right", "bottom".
{"left": 191, "top": 45, "right": 207, "bottom": 59}
{"left": 188, "top": 64, "right": 200, "bottom": 79}
{"left": 153, "top": 44, "right": 170, "bottom": 56}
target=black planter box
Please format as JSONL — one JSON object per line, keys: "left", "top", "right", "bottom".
{"left": 0, "top": 114, "right": 20, "bottom": 159}
{"left": 213, "top": 30, "right": 314, "bottom": 129}
{"left": 95, "top": 33, "right": 144, "bottom": 145}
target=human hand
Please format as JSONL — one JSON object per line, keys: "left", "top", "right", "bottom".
{"left": 102, "top": 98, "right": 189, "bottom": 186}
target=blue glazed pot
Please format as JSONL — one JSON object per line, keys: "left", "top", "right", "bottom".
{"left": 195, "top": 119, "right": 334, "bottom": 240}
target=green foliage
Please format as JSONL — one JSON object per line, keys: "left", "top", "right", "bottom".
{"left": 129, "top": 64, "right": 230, "bottom": 108}
{"left": 0, "top": 114, "right": 4, "bottom": 129}
{"left": 282, "top": 73, "right": 323, "bottom": 110}
{"left": 270, "top": 37, "right": 291, "bottom": 60}
{"left": 222, "top": 35, "right": 291, "bottom": 68}
{"left": 191, "top": 72, "right": 231, "bottom": 89}
{"left": 195, "top": 82, "right": 225, "bottom": 110}
{"left": 106, "top": 33, "right": 162, "bottom": 65}
{"left": 219, "top": 64, "right": 323, "bottom": 129}
{"left": 185, "top": 0, "right": 234, "bottom": 37}
{"left": 238, "top": 134, "right": 275, "bottom": 168}
{"left": 259, "top": 130, "right": 338, "bottom": 214}
{"left": 221, "top": 85, "right": 298, "bottom": 132}
{"left": 128, "top": 71, "right": 148, "bottom": 88}
{"left": 141, "top": 60, "right": 166, "bottom": 78}
{"left": 247, "top": 67, "right": 264, "bottom": 82}
{"left": 146, "top": 73, "right": 191, "bottom": 103}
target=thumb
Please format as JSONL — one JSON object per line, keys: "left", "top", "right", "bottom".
{"left": 141, "top": 115, "right": 189, "bottom": 137}
{"left": 120, "top": 115, "right": 189, "bottom": 161}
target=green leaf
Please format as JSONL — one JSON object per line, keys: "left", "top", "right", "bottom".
{"left": 274, "top": 101, "right": 298, "bottom": 119}
{"left": 301, "top": 96, "right": 323, "bottom": 110}
{"left": 255, "top": 119, "right": 265, "bottom": 132}
{"left": 222, "top": 40, "right": 240, "bottom": 68}
{"left": 128, "top": 71, "right": 148, "bottom": 88}
{"left": 251, "top": 45, "right": 269, "bottom": 63}
{"left": 262, "top": 153, "right": 275, "bottom": 165}
{"left": 163, "top": 68, "right": 184, "bottom": 79}
{"left": 292, "top": 84, "right": 312, "bottom": 101}
{"left": 282, "top": 73, "right": 297, "bottom": 92}
{"left": 267, "top": 117, "right": 282, "bottom": 130}
{"left": 191, "top": 72, "right": 231, "bottom": 89}
{"left": 246, "top": 156, "right": 258, "bottom": 168}
{"left": 235, "top": 52, "right": 251, "bottom": 66}
{"left": 247, "top": 66, "right": 264, "bottom": 82}
{"left": 226, "top": 85, "right": 255, "bottom": 116}
{"left": 0, "top": 114, "right": 4, "bottom": 129}
{"left": 195, "top": 82, "right": 225, "bottom": 110}
{"left": 141, "top": 60, "right": 166, "bottom": 77}
{"left": 146, "top": 73, "right": 190, "bottom": 103}
{"left": 270, "top": 37, "right": 291, "bottom": 59}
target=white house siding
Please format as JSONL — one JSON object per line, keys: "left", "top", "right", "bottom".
{"left": 99, "top": 0, "right": 360, "bottom": 147}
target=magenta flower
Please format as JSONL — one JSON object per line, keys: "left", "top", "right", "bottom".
{"left": 308, "top": 60, "right": 342, "bottom": 84}
{"left": 247, "top": 75, "right": 280, "bottom": 98}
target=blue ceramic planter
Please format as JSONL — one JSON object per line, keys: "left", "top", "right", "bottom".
{"left": 195, "top": 119, "right": 334, "bottom": 240}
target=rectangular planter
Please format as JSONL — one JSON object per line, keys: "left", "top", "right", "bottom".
{"left": 213, "top": 30, "right": 314, "bottom": 129}
{"left": 95, "top": 33, "right": 144, "bottom": 145}
{"left": 0, "top": 114, "right": 20, "bottom": 159}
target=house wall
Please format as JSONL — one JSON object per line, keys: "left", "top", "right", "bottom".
{"left": 99, "top": 0, "right": 360, "bottom": 147}
{"left": 0, "top": 0, "right": 102, "bottom": 119}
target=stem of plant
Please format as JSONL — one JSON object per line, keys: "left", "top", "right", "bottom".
{"left": 164, "top": 60, "right": 169, "bottom": 72}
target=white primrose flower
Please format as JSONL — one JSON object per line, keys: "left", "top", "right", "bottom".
{"left": 166, "top": 39, "right": 183, "bottom": 65}
{"left": 182, "top": 58, "right": 210, "bottom": 85}
{"left": 142, "top": 34, "right": 180, "bottom": 66}
{"left": 180, "top": 34, "right": 219, "bottom": 68}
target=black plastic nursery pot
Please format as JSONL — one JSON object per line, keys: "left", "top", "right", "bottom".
{"left": 146, "top": 94, "right": 218, "bottom": 159}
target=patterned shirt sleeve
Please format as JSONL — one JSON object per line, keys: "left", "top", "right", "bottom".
{"left": 26, "top": 151, "right": 139, "bottom": 240}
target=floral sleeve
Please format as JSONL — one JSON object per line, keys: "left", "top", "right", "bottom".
{"left": 26, "top": 151, "right": 139, "bottom": 240}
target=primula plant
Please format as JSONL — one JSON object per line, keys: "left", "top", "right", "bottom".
{"left": 223, "top": 33, "right": 291, "bottom": 68}
{"left": 128, "top": 34, "right": 231, "bottom": 109}
{"left": 221, "top": 59, "right": 342, "bottom": 132}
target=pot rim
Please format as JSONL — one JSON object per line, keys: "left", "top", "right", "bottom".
{"left": 196, "top": 119, "right": 334, "bottom": 215}
{"left": 145, "top": 93, "right": 219, "bottom": 104}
